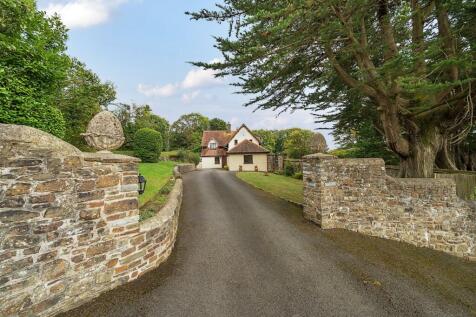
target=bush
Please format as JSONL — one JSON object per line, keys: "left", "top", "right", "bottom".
{"left": 133, "top": 128, "right": 163, "bottom": 162}
{"left": 284, "top": 163, "right": 295, "bottom": 176}
{"left": 176, "top": 149, "right": 200, "bottom": 165}
{"left": 293, "top": 172, "right": 303, "bottom": 180}
{"left": 0, "top": 101, "right": 66, "bottom": 138}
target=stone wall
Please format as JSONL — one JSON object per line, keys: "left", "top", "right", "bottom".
{"left": 303, "top": 154, "right": 476, "bottom": 260}
{"left": 0, "top": 124, "right": 183, "bottom": 316}
{"left": 176, "top": 163, "right": 195, "bottom": 175}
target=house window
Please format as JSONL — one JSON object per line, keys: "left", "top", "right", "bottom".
{"left": 234, "top": 140, "right": 238, "bottom": 145}
{"left": 215, "top": 156, "right": 220, "bottom": 164}
{"left": 244, "top": 155, "right": 253, "bottom": 164}
{"left": 209, "top": 142, "right": 217, "bottom": 149}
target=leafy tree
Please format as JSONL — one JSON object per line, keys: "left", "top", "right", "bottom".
{"left": 0, "top": 0, "right": 69, "bottom": 137}
{"left": 253, "top": 129, "right": 277, "bottom": 153}
{"left": 190, "top": 1, "right": 476, "bottom": 177}
{"left": 113, "top": 104, "right": 170, "bottom": 151}
{"left": 284, "top": 128, "right": 314, "bottom": 159}
{"left": 209, "top": 117, "right": 229, "bottom": 130}
{"left": 170, "top": 113, "right": 209, "bottom": 151}
{"left": 113, "top": 103, "right": 136, "bottom": 149}
{"left": 133, "top": 128, "right": 163, "bottom": 162}
{"left": 55, "top": 58, "right": 116, "bottom": 148}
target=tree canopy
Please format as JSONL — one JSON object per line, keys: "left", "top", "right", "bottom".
{"left": 55, "top": 58, "right": 116, "bottom": 148}
{"left": 209, "top": 117, "right": 229, "bottom": 130}
{"left": 170, "top": 113, "right": 209, "bottom": 151}
{"left": 190, "top": 0, "right": 476, "bottom": 177}
{"left": 0, "top": 0, "right": 69, "bottom": 137}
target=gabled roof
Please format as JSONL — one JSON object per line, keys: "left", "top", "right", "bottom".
{"left": 201, "top": 130, "right": 234, "bottom": 147}
{"left": 227, "top": 124, "right": 261, "bottom": 145}
{"left": 227, "top": 139, "right": 269, "bottom": 154}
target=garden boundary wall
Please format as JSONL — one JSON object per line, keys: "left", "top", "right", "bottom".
{"left": 0, "top": 124, "right": 184, "bottom": 316}
{"left": 303, "top": 153, "right": 476, "bottom": 260}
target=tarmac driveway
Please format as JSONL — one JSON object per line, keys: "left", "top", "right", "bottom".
{"left": 62, "top": 169, "right": 475, "bottom": 317}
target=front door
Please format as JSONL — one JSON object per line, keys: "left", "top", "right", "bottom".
{"left": 222, "top": 155, "right": 227, "bottom": 168}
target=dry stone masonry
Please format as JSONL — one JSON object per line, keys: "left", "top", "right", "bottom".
{"left": 303, "top": 154, "right": 476, "bottom": 260}
{"left": 0, "top": 124, "right": 183, "bottom": 316}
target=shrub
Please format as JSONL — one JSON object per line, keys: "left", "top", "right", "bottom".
{"left": 293, "top": 172, "right": 303, "bottom": 180}
{"left": 133, "top": 128, "right": 163, "bottom": 162}
{"left": 176, "top": 149, "right": 200, "bottom": 165}
{"left": 284, "top": 163, "right": 295, "bottom": 176}
{"left": 0, "top": 102, "right": 66, "bottom": 138}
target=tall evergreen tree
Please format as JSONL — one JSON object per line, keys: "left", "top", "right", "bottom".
{"left": 189, "top": 0, "right": 476, "bottom": 177}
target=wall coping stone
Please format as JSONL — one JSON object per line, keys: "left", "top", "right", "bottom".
{"left": 0, "top": 123, "right": 81, "bottom": 157}
{"left": 83, "top": 152, "right": 141, "bottom": 163}
{"left": 302, "top": 153, "right": 336, "bottom": 160}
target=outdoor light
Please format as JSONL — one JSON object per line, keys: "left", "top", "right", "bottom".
{"left": 138, "top": 174, "right": 147, "bottom": 195}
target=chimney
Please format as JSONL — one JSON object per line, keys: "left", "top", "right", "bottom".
{"left": 227, "top": 123, "right": 231, "bottom": 131}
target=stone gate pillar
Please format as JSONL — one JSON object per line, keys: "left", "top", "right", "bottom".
{"left": 302, "top": 153, "right": 337, "bottom": 228}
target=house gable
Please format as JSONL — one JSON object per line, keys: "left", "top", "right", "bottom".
{"left": 227, "top": 124, "right": 260, "bottom": 150}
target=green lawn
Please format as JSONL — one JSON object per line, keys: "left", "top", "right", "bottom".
{"left": 138, "top": 161, "right": 176, "bottom": 207}
{"left": 236, "top": 172, "right": 304, "bottom": 204}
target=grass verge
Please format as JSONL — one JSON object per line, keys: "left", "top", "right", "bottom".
{"left": 139, "top": 178, "right": 175, "bottom": 222}
{"left": 138, "top": 161, "right": 176, "bottom": 207}
{"left": 236, "top": 172, "right": 303, "bottom": 205}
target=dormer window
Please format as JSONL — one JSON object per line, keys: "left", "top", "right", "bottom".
{"left": 209, "top": 141, "right": 217, "bottom": 149}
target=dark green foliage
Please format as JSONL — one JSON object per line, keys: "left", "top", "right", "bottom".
{"left": 284, "top": 163, "right": 295, "bottom": 177}
{"left": 0, "top": 0, "right": 70, "bottom": 137}
{"left": 133, "top": 128, "right": 163, "bottom": 163}
{"left": 189, "top": 0, "right": 476, "bottom": 177}
{"left": 293, "top": 172, "right": 303, "bottom": 180}
{"left": 170, "top": 113, "right": 209, "bottom": 151}
{"left": 135, "top": 106, "right": 170, "bottom": 151}
{"left": 56, "top": 58, "right": 116, "bottom": 148}
{"left": 331, "top": 105, "right": 399, "bottom": 164}
{"left": 114, "top": 104, "right": 170, "bottom": 151}
{"left": 209, "top": 117, "right": 229, "bottom": 130}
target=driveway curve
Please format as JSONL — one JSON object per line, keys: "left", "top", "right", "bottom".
{"left": 62, "top": 169, "right": 474, "bottom": 317}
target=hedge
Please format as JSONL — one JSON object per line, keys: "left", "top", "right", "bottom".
{"left": 133, "top": 128, "right": 163, "bottom": 162}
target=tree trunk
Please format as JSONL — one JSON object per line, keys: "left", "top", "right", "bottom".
{"left": 399, "top": 129, "right": 442, "bottom": 178}
{"left": 435, "top": 136, "right": 458, "bottom": 170}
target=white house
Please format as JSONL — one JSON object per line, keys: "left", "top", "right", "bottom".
{"left": 200, "top": 124, "right": 269, "bottom": 171}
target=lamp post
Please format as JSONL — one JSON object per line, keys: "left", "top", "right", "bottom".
{"left": 138, "top": 174, "right": 147, "bottom": 195}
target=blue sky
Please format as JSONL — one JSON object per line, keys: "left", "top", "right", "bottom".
{"left": 38, "top": 0, "right": 335, "bottom": 147}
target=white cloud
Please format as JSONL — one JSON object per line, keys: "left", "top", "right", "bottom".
{"left": 181, "top": 90, "right": 201, "bottom": 103}
{"left": 137, "top": 83, "right": 178, "bottom": 97}
{"left": 137, "top": 59, "right": 223, "bottom": 99}
{"left": 181, "top": 61, "right": 222, "bottom": 89}
{"left": 42, "top": 0, "right": 128, "bottom": 29}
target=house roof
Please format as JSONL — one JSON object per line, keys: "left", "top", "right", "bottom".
{"left": 201, "top": 148, "right": 227, "bottom": 157}
{"left": 227, "top": 140, "right": 269, "bottom": 154}
{"left": 227, "top": 124, "right": 261, "bottom": 145}
{"left": 201, "top": 130, "right": 235, "bottom": 147}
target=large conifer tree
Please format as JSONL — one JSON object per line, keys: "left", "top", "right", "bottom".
{"left": 190, "top": 0, "right": 476, "bottom": 177}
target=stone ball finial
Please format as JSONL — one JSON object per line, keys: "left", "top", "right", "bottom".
{"left": 81, "top": 111, "right": 125, "bottom": 152}
{"left": 310, "top": 132, "right": 328, "bottom": 153}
